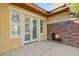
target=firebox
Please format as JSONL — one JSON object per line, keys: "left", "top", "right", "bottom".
{"left": 52, "top": 33, "right": 61, "bottom": 41}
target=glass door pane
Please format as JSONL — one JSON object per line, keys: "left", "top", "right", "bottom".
{"left": 25, "top": 17, "right": 30, "bottom": 41}
{"left": 32, "top": 19, "right": 37, "bottom": 39}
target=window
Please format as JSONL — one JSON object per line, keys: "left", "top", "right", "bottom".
{"left": 10, "top": 11, "right": 20, "bottom": 37}
{"left": 40, "top": 20, "right": 44, "bottom": 33}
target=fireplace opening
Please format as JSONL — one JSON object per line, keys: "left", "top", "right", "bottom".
{"left": 52, "top": 33, "right": 61, "bottom": 41}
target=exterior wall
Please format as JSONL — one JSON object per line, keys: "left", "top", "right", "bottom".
{"left": 47, "top": 11, "right": 71, "bottom": 40}
{"left": 44, "top": 19, "right": 47, "bottom": 40}
{"left": 40, "top": 18, "right": 47, "bottom": 41}
{"left": 0, "top": 4, "right": 1, "bottom": 53}
{"left": 48, "top": 12, "right": 72, "bottom": 24}
{"left": 48, "top": 19, "right": 79, "bottom": 48}
{"left": 0, "top": 4, "right": 21, "bottom": 54}
{"left": 0, "top": 3, "right": 47, "bottom": 54}
{"left": 9, "top": 4, "right": 47, "bottom": 41}
{"left": 47, "top": 11, "right": 79, "bottom": 48}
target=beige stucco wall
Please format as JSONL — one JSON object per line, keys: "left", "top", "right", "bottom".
{"left": 0, "top": 4, "right": 21, "bottom": 54}
{"left": 40, "top": 18, "right": 47, "bottom": 41}
{"left": 48, "top": 12, "right": 72, "bottom": 24}
{"left": 44, "top": 19, "right": 47, "bottom": 40}
{"left": 0, "top": 3, "right": 47, "bottom": 54}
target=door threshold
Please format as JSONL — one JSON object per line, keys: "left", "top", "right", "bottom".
{"left": 24, "top": 40, "right": 38, "bottom": 45}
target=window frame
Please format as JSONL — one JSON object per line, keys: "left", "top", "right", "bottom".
{"left": 10, "top": 10, "right": 20, "bottom": 38}
{"left": 40, "top": 19, "right": 44, "bottom": 33}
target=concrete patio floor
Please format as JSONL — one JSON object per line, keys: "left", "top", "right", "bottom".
{"left": 1, "top": 40, "right": 79, "bottom": 56}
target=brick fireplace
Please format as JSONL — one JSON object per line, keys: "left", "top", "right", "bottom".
{"left": 52, "top": 33, "right": 61, "bottom": 41}
{"left": 47, "top": 19, "right": 79, "bottom": 48}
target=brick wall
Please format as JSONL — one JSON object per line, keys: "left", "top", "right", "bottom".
{"left": 47, "top": 20, "right": 79, "bottom": 48}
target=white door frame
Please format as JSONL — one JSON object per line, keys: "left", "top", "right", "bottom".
{"left": 31, "top": 17, "right": 39, "bottom": 42}
{"left": 9, "top": 7, "right": 40, "bottom": 47}
{"left": 21, "top": 15, "right": 40, "bottom": 46}
{"left": 20, "top": 13, "right": 25, "bottom": 46}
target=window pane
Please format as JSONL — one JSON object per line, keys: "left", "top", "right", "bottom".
{"left": 40, "top": 20, "right": 43, "bottom": 26}
{"left": 25, "top": 17, "right": 30, "bottom": 23}
{"left": 11, "top": 25, "right": 18, "bottom": 35}
{"left": 11, "top": 31, "right": 18, "bottom": 35}
{"left": 25, "top": 23, "right": 30, "bottom": 32}
{"left": 25, "top": 34, "right": 30, "bottom": 41}
{"left": 16, "top": 14, "right": 20, "bottom": 22}
{"left": 11, "top": 11, "right": 20, "bottom": 36}
{"left": 33, "top": 20, "right": 37, "bottom": 39}
{"left": 25, "top": 17, "right": 30, "bottom": 33}
{"left": 40, "top": 27, "right": 43, "bottom": 33}
{"left": 18, "top": 25, "right": 20, "bottom": 35}
{"left": 12, "top": 13, "right": 20, "bottom": 23}
{"left": 40, "top": 20, "right": 43, "bottom": 33}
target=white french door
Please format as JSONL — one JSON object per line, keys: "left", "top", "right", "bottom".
{"left": 24, "top": 16, "right": 38, "bottom": 44}
{"left": 24, "top": 16, "right": 31, "bottom": 44}
{"left": 32, "top": 18, "right": 38, "bottom": 41}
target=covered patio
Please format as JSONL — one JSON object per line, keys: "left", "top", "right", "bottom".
{"left": 1, "top": 40, "right": 79, "bottom": 56}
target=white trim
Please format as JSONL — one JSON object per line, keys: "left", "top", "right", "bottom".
{"left": 37, "top": 19, "right": 40, "bottom": 41}
{"left": 8, "top": 7, "right": 46, "bottom": 19}
{"left": 20, "top": 13, "right": 25, "bottom": 46}
{"left": 24, "top": 15, "right": 31, "bottom": 44}
{"left": 23, "top": 15, "right": 40, "bottom": 44}
{"left": 10, "top": 10, "right": 21, "bottom": 39}
{"left": 48, "top": 18, "right": 79, "bottom": 24}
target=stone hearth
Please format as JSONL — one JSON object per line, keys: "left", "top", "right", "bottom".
{"left": 47, "top": 20, "right": 79, "bottom": 48}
